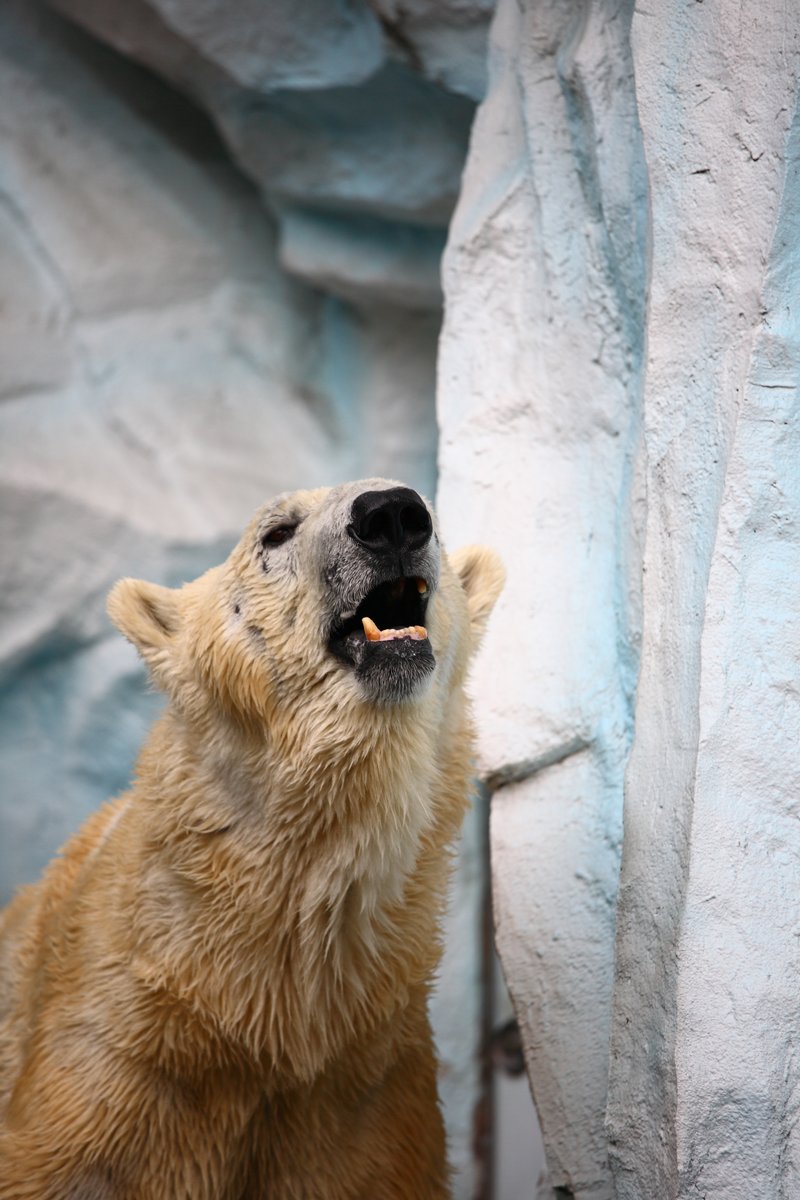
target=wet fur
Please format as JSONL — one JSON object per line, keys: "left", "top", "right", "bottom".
{"left": 0, "top": 480, "right": 504, "bottom": 1199}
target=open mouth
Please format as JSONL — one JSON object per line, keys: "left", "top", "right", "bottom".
{"left": 328, "top": 576, "right": 435, "bottom": 699}
{"left": 330, "top": 576, "right": 430, "bottom": 649}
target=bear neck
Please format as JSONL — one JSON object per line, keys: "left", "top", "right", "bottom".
{"left": 146, "top": 686, "right": 447, "bottom": 823}
{"left": 129, "top": 691, "right": 471, "bottom": 1082}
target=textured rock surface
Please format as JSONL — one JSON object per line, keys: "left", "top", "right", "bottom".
{"left": 0, "top": 2, "right": 442, "bottom": 891}
{"left": 439, "top": 0, "right": 800, "bottom": 1197}
{"left": 437, "top": 0, "right": 646, "bottom": 1195}
{"left": 117, "top": 0, "right": 385, "bottom": 92}
{"left": 372, "top": 0, "right": 495, "bottom": 101}
{"left": 277, "top": 208, "right": 445, "bottom": 310}
{"left": 52, "top": 0, "right": 480, "bottom": 306}
{"left": 608, "top": 6, "right": 800, "bottom": 1199}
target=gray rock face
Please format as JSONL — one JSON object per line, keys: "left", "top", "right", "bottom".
{"left": 52, "top": 0, "right": 482, "bottom": 307}
{"left": 130, "top": 0, "right": 385, "bottom": 92}
{"left": 0, "top": 3, "right": 442, "bottom": 901}
{"left": 277, "top": 208, "right": 445, "bottom": 309}
{"left": 372, "top": 0, "right": 495, "bottom": 101}
{"left": 438, "top": 0, "right": 800, "bottom": 1197}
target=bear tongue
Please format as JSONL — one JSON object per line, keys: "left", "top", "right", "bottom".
{"left": 362, "top": 616, "right": 427, "bottom": 642}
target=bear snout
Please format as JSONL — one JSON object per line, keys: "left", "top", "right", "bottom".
{"left": 346, "top": 487, "right": 432, "bottom": 560}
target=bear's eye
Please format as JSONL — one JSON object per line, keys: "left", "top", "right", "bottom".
{"left": 262, "top": 525, "right": 296, "bottom": 547}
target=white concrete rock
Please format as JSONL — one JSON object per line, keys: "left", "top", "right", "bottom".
{"left": 608, "top": 5, "right": 800, "bottom": 1199}
{"left": 438, "top": 0, "right": 646, "bottom": 1195}
{"left": 439, "top": 0, "right": 800, "bottom": 1197}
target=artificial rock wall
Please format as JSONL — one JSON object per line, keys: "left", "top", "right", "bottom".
{"left": 0, "top": 0, "right": 446, "bottom": 893}
{"left": 438, "top": 0, "right": 800, "bottom": 1197}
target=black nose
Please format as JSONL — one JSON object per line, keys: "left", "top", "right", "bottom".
{"left": 348, "top": 487, "right": 432, "bottom": 556}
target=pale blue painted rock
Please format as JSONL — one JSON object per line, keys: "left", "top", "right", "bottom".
{"left": 372, "top": 0, "right": 495, "bottom": 101}
{"left": 0, "top": 2, "right": 440, "bottom": 908}
{"left": 277, "top": 207, "right": 445, "bottom": 309}
{"left": 51, "top": 0, "right": 484, "bottom": 302}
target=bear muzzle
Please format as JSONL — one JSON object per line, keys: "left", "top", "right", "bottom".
{"left": 323, "top": 484, "right": 439, "bottom": 701}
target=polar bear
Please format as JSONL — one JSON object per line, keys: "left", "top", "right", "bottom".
{"left": 0, "top": 479, "right": 504, "bottom": 1199}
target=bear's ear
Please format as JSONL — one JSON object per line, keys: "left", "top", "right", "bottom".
{"left": 107, "top": 578, "right": 182, "bottom": 677}
{"left": 449, "top": 545, "right": 505, "bottom": 647}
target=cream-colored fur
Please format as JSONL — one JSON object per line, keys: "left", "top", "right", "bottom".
{"left": 0, "top": 480, "right": 503, "bottom": 1199}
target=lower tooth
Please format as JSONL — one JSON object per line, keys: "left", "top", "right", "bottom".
{"left": 361, "top": 620, "right": 429, "bottom": 643}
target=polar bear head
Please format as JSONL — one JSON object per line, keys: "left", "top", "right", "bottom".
{"left": 107, "top": 479, "right": 504, "bottom": 732}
